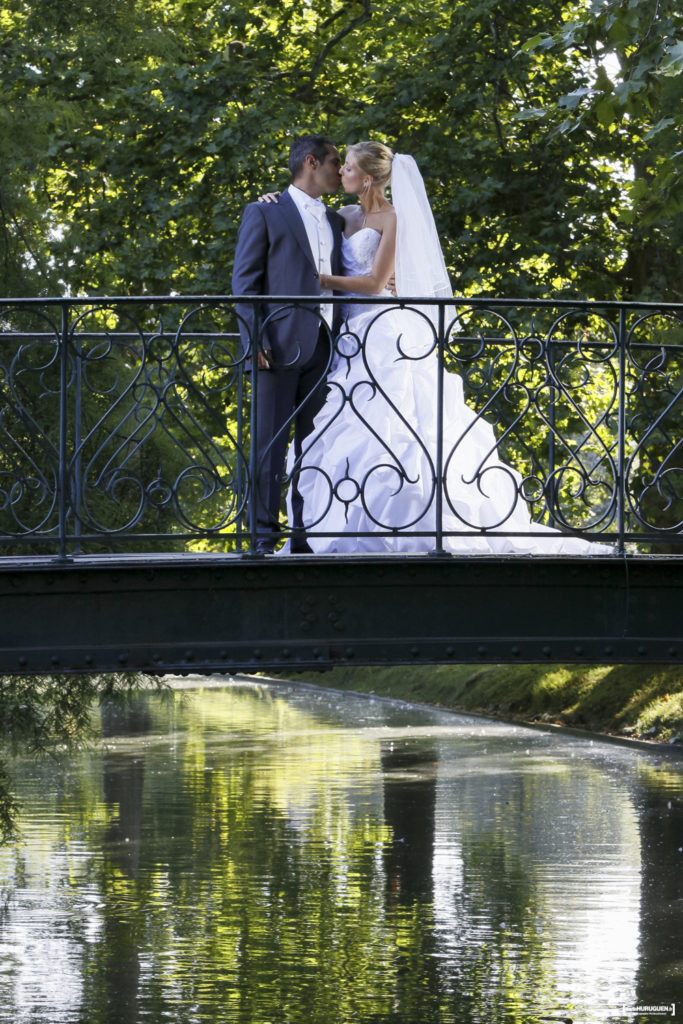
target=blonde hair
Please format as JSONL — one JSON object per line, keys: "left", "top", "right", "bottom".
{"left": 347, "top": 141, "right": 394, "bottom": 190}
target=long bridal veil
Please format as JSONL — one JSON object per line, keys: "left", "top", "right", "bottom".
{"left": 392, "top": 154, "right": 453, "bottom": 305}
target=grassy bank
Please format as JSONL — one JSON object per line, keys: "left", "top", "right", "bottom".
{"left": 291, "top": 663, "right": 683, "bottom": 744}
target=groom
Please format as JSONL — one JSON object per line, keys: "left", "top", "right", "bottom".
{"left": 232, "top": 134, "right": 345, "bottom": 553}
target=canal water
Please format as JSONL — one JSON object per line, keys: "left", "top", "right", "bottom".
{"left": 0, "top": 678, "right": 680, "bottom": 1024}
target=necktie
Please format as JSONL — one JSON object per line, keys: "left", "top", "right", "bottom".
{"left": 303, "top": 200, "right": 332, "bottom": 326}
{"left": 305, "top": 200, "right": 325, "bottom": 223}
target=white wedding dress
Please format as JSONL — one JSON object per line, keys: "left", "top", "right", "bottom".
{"left": 285, "top": 227, "right": 611, "bottom": 555}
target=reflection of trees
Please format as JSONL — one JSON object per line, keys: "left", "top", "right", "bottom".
{"left": 80, "top": 697, "right": 152, "bottom": 1024}
{"left": 430, "top": 762, "right": 561, "bottom": 1022}
{"left": 633, "top": 762, "right": 683, "bottom": 1009}
{"left": 0, "top": 687, "right": 677, "bottom": 1024}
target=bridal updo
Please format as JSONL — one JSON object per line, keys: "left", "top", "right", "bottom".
{"left": 347, "top": 141, "right": 394, "bottom": 191}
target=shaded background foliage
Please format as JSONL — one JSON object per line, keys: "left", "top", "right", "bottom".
{"left": 1, "top": 0, "right": 682, "bottom": 300}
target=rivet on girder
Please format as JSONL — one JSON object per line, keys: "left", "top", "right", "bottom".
{"left": 345, "top": 647, "right": 355, "bottom": 658}
{"left": 542, "top": 646, "right": 551, "bottom": 657}
{"left": 85, "top": 655, "right": 93, "bottom": 666}
{"left": 253, "top": 649, "right": 262, "bottom": 659}
{"left": 637, "top": 646, "right": 647, "bottom": 656}
{"left": 51, "top": 655, "right": 59, "bottom": 665}
{"left": 446, "top": 646, "right": 455, "bottom": 657}
{"left": 220, "top": 650, "right": 228, "bottom": 659}
{"left": 669, "top": 647, "right": 677, "bottom": 657}
{"left": 282, "top": 648, "right": 290, "bottom": 658}
{"left": 476, "top": 646, "right": 486, "bottom": 657}
{"left": 604, "top": 645, "right": 613, "bottom": 655}
{"left": 575, "top": 645, "right": 584, "bottom": 655}
{"left": 185, "top": 650, "right": 194, "bottom": 661}
{"left": 511, "top": 646, "right": 520, "bottom": 656}
{"left": 18, "top": 656, "right": 27, "bottom": 667}
{"left": 410, "top": 646, "right": 420, "bottom": 657}
{"left": 118, "top": 653, "right": 128, "bottom": 665}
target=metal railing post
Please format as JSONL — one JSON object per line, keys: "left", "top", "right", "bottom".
{"left": 247, "top": 300, "right": 261, "bottom": 554}
{"left": 57, "top": 300, "right": 71, "bottom": 560}
{"left": 235, "top": 315, "right": 246, "bottom": 553}
{"left": 433, "top": 300, "right": 445, "bottom": 554}
{"left": 72, "top": 316, "right": 83, "bottom": 555}
{"left": 617, "top": 306, "right": 627, "bottom": 554}
{"left": 547, "top": 325, "right": 556, "bottom": 528}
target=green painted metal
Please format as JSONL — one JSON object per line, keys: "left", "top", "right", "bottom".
{"left": 2, "top": 554, "right": 682, "bottom": 675}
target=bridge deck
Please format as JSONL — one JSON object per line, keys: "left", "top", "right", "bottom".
{"left": 3, "top": 553, "right": 682, "bottom": 674}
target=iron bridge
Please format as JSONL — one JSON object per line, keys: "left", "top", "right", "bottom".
{"left": 1, "top": 294, "right": 682, "bottom": 674}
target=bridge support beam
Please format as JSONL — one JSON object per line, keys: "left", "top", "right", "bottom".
{"left": 1, "top": 554, "right": 682, "bottom": 675}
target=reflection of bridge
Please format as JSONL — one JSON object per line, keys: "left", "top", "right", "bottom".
{"left": 2, "top": 295, "right": 682, "bottom": 673}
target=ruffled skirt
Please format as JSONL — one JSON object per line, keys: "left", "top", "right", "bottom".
{"left": 285, "top": 305, "right": 611, "bottom": 555}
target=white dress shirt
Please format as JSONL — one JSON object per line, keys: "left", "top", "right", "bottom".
{"left": 288, "top": 184, "right": 333, "bottom": 327}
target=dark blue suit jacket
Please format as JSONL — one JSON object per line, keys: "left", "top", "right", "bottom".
{"left": 232, "top": 190, "right": 345, "bottom": 368}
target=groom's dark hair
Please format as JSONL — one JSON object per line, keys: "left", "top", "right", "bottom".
{"left": 289, "top": 134, "right": 336, "bottom": 179}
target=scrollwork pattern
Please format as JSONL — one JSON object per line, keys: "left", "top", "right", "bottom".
{"left": 0, "top": 297, "right": 681, "bottom": 553}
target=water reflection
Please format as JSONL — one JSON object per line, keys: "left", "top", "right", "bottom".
{"left": 0, "top": 679, "right": 680, "bottom": 1024}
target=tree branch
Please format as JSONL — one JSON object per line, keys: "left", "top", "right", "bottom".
{"left": 304, "top": 0, "right": 372, "bottom": 94}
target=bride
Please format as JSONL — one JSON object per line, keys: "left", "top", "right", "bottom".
{"left": 282, "top": 141, "right": 611, "bottom": 555}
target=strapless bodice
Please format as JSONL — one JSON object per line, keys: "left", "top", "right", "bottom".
{"left": 341, "top": 227, "right": 381, "bottom": 276}
{"left": 340, "top": 228, "right": 392, "bottom": 320}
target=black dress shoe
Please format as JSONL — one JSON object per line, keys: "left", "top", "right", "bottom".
{"left": 254, "top": 539, "right": 275, "bottom": 554}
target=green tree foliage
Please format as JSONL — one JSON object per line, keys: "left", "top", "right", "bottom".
{"left": 0, "top": 672, "right": 159, "bottom": 842}
{"left": 521, "top": 0, "right": 683, "bottom": 300}
{"left": 1, "top": 0, "right": 681, "bottom": 300}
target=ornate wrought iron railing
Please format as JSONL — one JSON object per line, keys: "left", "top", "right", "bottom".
{"left": 1, "top": 295, "right": 682, "bottom": 558}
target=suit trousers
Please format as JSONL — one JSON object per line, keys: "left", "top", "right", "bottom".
{"left": 251, "top": 327, "right": 332, "bottom": 539}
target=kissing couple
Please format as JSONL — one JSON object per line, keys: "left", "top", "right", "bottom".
{"left": 232, "top": 134, "right": 611, "bottom": 556}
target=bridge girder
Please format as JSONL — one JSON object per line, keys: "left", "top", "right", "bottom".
{"left": 2, "top": 554, "right": 682, "bottom": 675}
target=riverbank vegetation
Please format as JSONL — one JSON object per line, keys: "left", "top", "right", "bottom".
{"left": 291, "top": 663, "right": 683, "bottom": 745}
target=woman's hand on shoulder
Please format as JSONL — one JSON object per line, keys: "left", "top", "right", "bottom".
{"left": 257, "top": 191, "right": 281, "bottom": 204}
